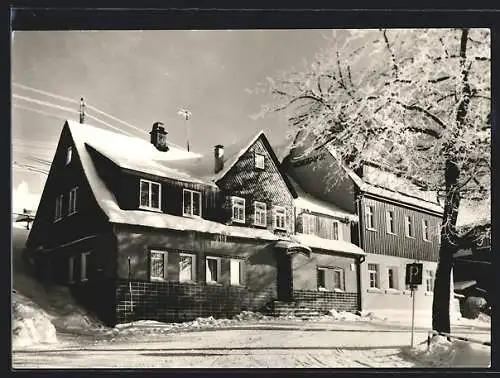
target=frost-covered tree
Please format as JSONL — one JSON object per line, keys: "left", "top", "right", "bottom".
{"left": 259, "top": 28, "right": 490, "bottom": 333}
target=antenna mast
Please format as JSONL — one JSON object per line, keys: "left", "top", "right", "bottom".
{"left": 79, "top": 97, "right": 86, "bottom": 124}
{"left": 177, "top": 108, "right": 192, "bottom": 151}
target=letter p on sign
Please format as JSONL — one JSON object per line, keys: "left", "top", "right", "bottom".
{"left": 405, "top": 263, "right": 423, "bottom": 288}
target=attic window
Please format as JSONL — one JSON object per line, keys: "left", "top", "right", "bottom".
{"left": 66, "top": 146, "right": 73, "bottom": 165}
{"left": 140, "top": 179, "right": 161, "bottom": 211}
{"left": 255, "top": 153, "right": 265, "bottom": 170}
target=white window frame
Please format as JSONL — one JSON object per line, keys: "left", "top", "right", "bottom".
{"left": 255, "top": 153, "right": 265, "bottom": 169}
{"left": 422, "top": 219, "right": 430, "bottom": 241}
{"left": 182, "top": 189, "right": 202, "bottom": 217}
{"left": 317, "top": 267, "right": 327, "bottom": 291}
{"left": 332, "top": 268, "right": 345, "bottom": 291}
{"left": 68, "top": 187, "right": 78, "bottom": 216}
{"left": 179, "top": 253, "right": 197, "bottom": 282}
{"left": 253, "top": 201, "right": 267, "bottom": 227}
{"left": 365, "top": 205, "right": 375, "bottom": 230}
{"left": 332, "top": 220, "right": 341, "bottom": 240}
{"left": 405, "top": 215, "right": 415, "bottom": 238}
{"left": 386, "top": 210, "right": 396, "bottom": 235}
{"left": 230, "top": 258, "right": 243, "bottom": 286}
{"left": 205, "top": 256, "right": 221, "bottom": 284}
{"left": 426, "top": 270, "right": 435, "bottom": 292}
{"left": 231, "top": 197, "right": 245, "bottom": 223}
{"left": 54, "top": 194, "right": 64, "bottom": 222}
{"left": 150, "top": 250, "right": 168, "bottom": 281}
{"left": 274, "top": 206, "right": 287, "bottom": 230}
{"left": 66, "top": 146, "right": 73, "bottom": 165}
{"left": 139, "top": 179, "right": 162, "bottom": 211}
{"left": 387, "top": 267, "right": 398, "bottom": 289}
{"left": 68, "top": 256, "right": 75, "bottom": 283}
{"left": 368, "top": 263, "right": 379, "bottom": 288}
{"left": 81, "top": 252, "right": 90, "bottom": 282}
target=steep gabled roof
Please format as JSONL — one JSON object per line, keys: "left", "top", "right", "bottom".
{"left": 324, "top": 145, "right": 444, "bottom": 214}
{"left": 287, "top": 175, "right": 358, "bottom": 222}
{"left": 167, "top": 130, "right": 298, "bottom": 197}
{"left": 63, "top": 120, "right": 287, "bottom": 241}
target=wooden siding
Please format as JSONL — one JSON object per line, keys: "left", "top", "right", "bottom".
{"left": 360, "top": 196, "right": 441, "bottom": 261}
{"left": 217, "top": 136, "right": 295, "bottom": 234}
{"left": 27, "top": 123, "right": 110, "bottom": 250}
{"left": 295, "top": 210, "right": 351, "bottom": 242}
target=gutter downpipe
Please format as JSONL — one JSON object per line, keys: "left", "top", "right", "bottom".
{"left": 356, "top": 192, "right": 365, "bottom": 312}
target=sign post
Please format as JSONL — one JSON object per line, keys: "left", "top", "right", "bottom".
{"left": 405, "top": 263, "right": 423, "bottom": 348}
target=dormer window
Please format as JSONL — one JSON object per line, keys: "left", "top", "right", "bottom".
{"left": 255, "top": 153, "right": 265, "bottom": 170}
{"left": 66, "top": 146, "right": 73, "bottom": 165}
{"left": 183, "top": 189, "right": 202, "bottom": 217}
{"left": 231, "top": 197, "right": 245, "bottom": 223}
{"left": 140, "top": 179, "right": 161, "bottom": 211}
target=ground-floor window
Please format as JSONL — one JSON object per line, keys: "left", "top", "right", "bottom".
{"left": 317, "top": 267, "right": 345, "bottom": 291}
{"left": 80, "top": 252, "right": 90, "bottom": 281}
{"left": 368, "top": 263, "right": 379, "bottom": 288}
{"left": 387, "top": 267, "right": 398, "bottom": 289}
{"left": 206, "top": 256, "right": 221, "bottom": 283}
{"left": 426, "top": 269, "right": 435, "bottom": 292}
{"left": 179, "top": 253, "right": 196, "bottom": 282}
{"left": 68, "top": 256, "right": 75, "bottom": 283}
{"left": 150, "top": 250, "right": 167, "bottom": 281}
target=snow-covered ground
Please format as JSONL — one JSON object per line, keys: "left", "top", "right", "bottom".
{"left": 11, "top": 226, "right": 490, "bottom": 368}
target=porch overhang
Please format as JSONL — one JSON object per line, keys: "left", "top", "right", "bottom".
{"left": 275, "top": 240, "right": 312, "bottom": 258}
{"left": 292, "top": 233, "right": 366, "bottom": 257}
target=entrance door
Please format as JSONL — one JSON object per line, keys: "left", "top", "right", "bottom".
{"left": 277, "top": 253, "right": 293, "bottom": 301}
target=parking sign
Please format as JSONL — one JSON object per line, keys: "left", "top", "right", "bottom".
{"left": 405, "top": 263, "right": 423, "bottom": 287}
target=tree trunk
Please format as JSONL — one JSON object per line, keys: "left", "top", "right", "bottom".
{"left": 432, "top": 28, "right": 471, "bottom": 334}
{"left": 432, "top": 160, "right": 461, "bottom": 333}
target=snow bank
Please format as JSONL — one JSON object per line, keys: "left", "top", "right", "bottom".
{"left": 12, "top": 292, "right": 58, "bottom": 350}
{"left": 327, "top": 309, "right": 364, "bottom": 322}
{"left": 404, "top": 335, "right": 490, "bottom": 367}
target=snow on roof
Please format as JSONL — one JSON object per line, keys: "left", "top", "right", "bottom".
{"left": 66, "top": 120, "right": 216, "bottom": 186}
{"left": 325, "top": 145, "right": 444, "bottom": 214}
{"left": 293, "top": 233, "right": 366, "bottom": 256}
{"left": 66, "top": 120, "right": 282, "bottom": 241}
{"left": 287, "top": 175, "right": 358, "bottom": 222}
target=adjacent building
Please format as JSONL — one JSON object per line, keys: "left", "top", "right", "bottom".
{"left": 282, "top": 132, "right": 444, "bottom": 314}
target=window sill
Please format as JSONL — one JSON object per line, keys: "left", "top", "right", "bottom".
{"left": 230, "top": 283, "right": 244, "bottom": 287}
{"left": 367, "top": 287, "right": 384, "bottom": 293}
{"left": 68, "top": 211, "right": 77, "bottom": 217}
{"left": 253, "top": 223, "right": 267, "bottom": 228}
{"left": 139, "top": 206, "right": 163, "bottom": 213}
{"left": 274, "top": 227, "right": 287, "bottom": 232}
{"left": 366, "top": 228, "right": 377, "bottom": 232}
{"left": 425, "top": 291, "right": 433, "bottom": 296}
{"left": 386, "top": 231, "right": 397, "bottom": 236}
{"left": 385, "top": 289, "right": 402, "bottom": 295}
{"left": 405, "top": 235, "right": 416, "bottom": 239}
{"left": 423, "top": 239, "right": 431, "bottom": 243}
{"left": 179, "top": 280, "right": 197, "bottom": 285}
{"left": 151, "top": 278, "right": 166, "bottom": 282}
{"left": 183, "top": 214, "right": 202, "bottom": 219}
{"left": 231, "top": 219, "right": 246, "bottom": 224}
{"left": 403, "top": 290, "right": 412, "bottom": 296}
{"left": 206, "top": 281, "right": 223, "bottom": 286}
{"left": 54, "top": 217, "right": 63, "bottom": 223}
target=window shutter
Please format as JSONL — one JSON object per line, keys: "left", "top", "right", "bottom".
{"left": 221, "top": 257, "right": 231, "bottom": 285}
{"left": 239, "top": 259, "right": 246, "bottom": 286}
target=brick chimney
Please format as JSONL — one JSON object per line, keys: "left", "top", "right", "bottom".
{"left": 150, "top": 122, "right": 169, "bottom": 152}
{"left": 214, "top": 144, "right": 224, "bottom": 174}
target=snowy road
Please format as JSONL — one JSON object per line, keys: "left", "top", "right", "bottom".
{"left": 12, "top": 322, "right": 491, "bottom": 368}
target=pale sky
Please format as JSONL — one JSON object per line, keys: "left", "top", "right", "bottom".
{"left": 11, "top": 29, "right": 336, "bottom": 211}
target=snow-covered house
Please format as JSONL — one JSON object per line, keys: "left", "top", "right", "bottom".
{"left": 282, "top": 133, "right": 444, "bottom": 314}
{"left": 26, "top": 119, "right": 365, "bottom": 325}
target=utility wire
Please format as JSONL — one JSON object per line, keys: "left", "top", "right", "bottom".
{"left": 13, "top": 82, "right": 79, "bottom": 104}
